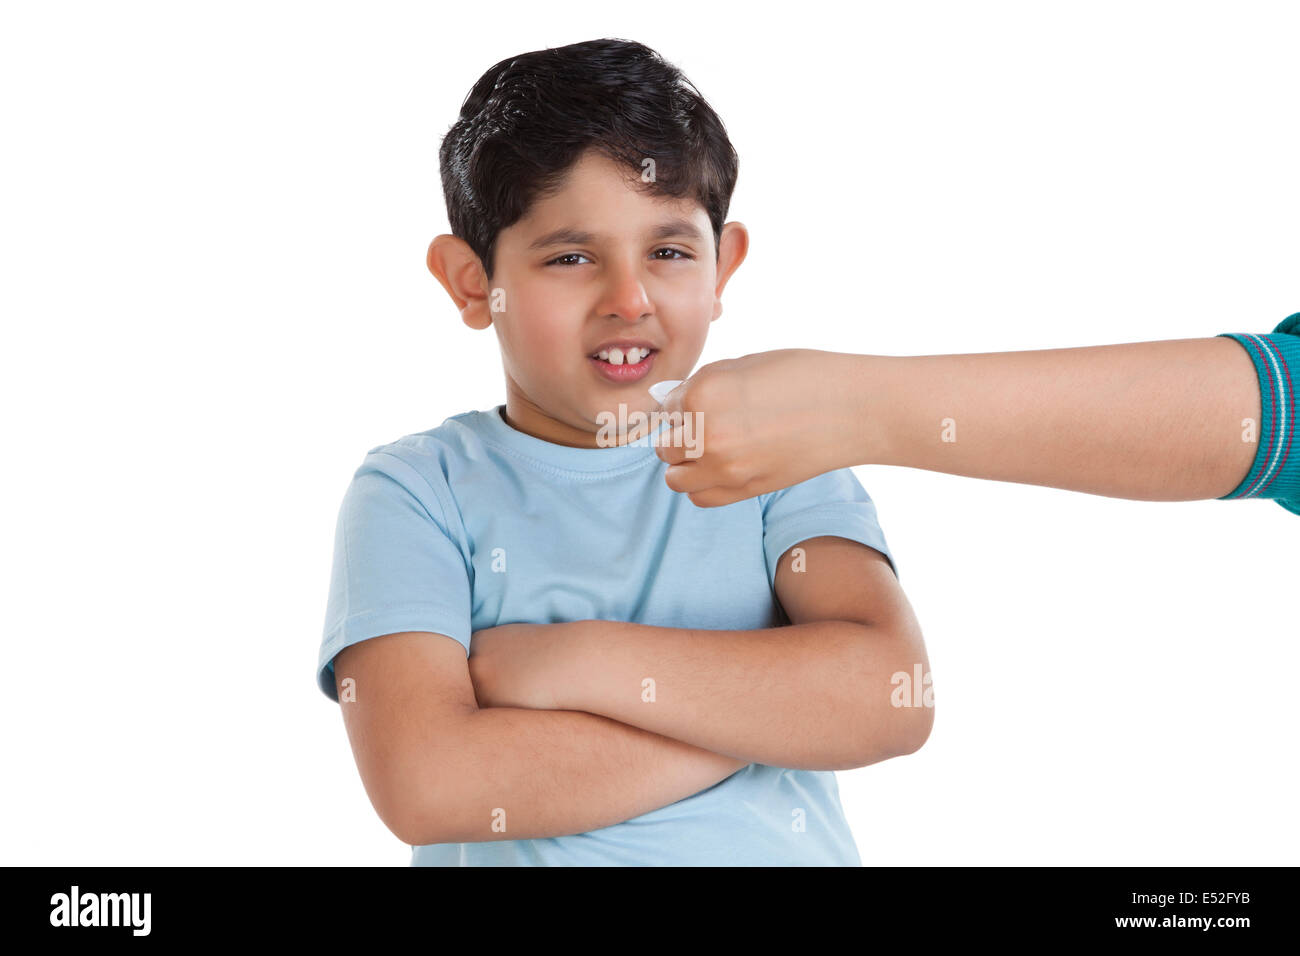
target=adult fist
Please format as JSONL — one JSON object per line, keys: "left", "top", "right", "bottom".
{"left": 652, "top": 349, "right": 873, "bottom": 507}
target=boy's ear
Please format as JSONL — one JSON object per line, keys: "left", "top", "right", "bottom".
{"left": 427, "top": 234, "right": 493, "bottom": 330}
{"left": 711, "top": 221, "right": 749, "bottom": 323}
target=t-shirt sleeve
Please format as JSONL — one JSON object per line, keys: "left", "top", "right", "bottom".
{"left": 760, "top": 466, "right": 897, "bottom": 591}
{"left": 1216, "top": 311, "right": 1300, "bottom": 515}
{"left": 316, "top": 448, "right": 473, "bottom": 702}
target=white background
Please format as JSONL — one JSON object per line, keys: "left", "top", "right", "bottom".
{"left": 2, "top": 0, "right": 1295, "bottom": 865}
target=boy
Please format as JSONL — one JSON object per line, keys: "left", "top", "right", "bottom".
{"left": 316, "top": 38, "right": 933, "bottom": 865}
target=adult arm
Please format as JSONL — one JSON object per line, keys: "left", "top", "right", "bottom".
{"left": 864, "top": 337, "right": 1259, "bottom": 500}
{"left": 657, "top": 322, "right": 1300, "bottom": 506}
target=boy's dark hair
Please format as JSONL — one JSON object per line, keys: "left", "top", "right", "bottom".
{"left": 439, "top": 38, "right": 739, "bottom": 280}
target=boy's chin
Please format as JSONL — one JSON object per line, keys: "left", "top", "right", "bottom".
{"left": 579, "top": 397, "right": 660, "bottom": 438}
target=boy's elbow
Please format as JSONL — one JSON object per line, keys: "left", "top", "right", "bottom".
{"left": 381, "top": 744, "right": 466, "bottom": 848}
{"left": 389, "top": 780, "right": 456, "bottom": 848}
{"left": 386, "top": 811, "right": 422, "bottom": 849}
{"left": 850, "top": 706, "right": 932, "bottom": 768}
{"left": 886, "top": 661, "right": 935, "bottom": 758}
{"left": 852, "top": 677, "right": 935, "bottom": 766}
{"left": 381, "top": 776, "right": 439, "bottom": 848}
{"left": 893, "top": 702, "right": 934, "bottom": 756}
{"left": 850, "top": 626, "right": 935, "bottom": 764}
{"left": 389, "top": 717, "right": 486, "bottom": 846}
{"left": 391, "top": 815, "right": 438, "bottom": 850}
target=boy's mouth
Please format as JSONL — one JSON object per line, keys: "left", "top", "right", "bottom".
{"left": 588, "top": 344, "right": 657, "bottom": 365}
{"left": 588, "top": 345, "right": 658, "bottom": 383}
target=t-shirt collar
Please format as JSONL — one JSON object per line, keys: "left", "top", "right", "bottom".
{"left": 472, "top": 404, "right": 670, "bottom": 476}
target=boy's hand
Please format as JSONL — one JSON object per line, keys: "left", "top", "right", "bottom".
{"left": 468, "top": 622, "right": 572, "bottom": 711}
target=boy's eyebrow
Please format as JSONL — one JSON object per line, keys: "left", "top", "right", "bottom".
{"left": 527, "top": 218, "right": 705, "bottom": 251}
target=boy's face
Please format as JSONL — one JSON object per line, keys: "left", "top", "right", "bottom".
{"left": 453, "top": 148, "right": 747, "bottom": 448}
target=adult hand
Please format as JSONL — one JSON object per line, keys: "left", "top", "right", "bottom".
{"left": 653, "top": 349, "right": 877, "bottom": 507}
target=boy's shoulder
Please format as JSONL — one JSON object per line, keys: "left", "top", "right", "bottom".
{"left": 358, "top": 407, "right": 492, "bottom": 467}
{"left": 337, "top": 408, "right": 509, "bottom": 535}
{"left": 344, "top": 408, "right": 500, "bottom": 515}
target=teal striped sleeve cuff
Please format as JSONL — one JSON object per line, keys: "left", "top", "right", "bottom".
{"left": 1216, "top": 311, "right": 1300, "bottom": 515}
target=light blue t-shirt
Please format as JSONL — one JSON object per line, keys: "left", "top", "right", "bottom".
{"left": 316, "top": 404, "right": 897, "bottom": 866}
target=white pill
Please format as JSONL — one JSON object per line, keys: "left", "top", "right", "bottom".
{"left": 648, "top": 379, "right": 685, "bottom": 404}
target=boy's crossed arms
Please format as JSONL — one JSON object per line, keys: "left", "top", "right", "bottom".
{"left": 333, "top": 535, "right": 932, "bottom": 847}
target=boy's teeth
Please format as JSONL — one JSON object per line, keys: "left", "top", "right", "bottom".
{"left": 594, "top": 346, "right": 651, "bottom": 365}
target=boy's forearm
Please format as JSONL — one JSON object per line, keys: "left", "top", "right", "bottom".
{"left": 541, "top": 620, "right": 929, "bottom": 771}
{"left": 853, "top": 339, "right": 1259, "bottom": 500}
{"left": 406, "top": 704, "right": 747, "bottom": 846}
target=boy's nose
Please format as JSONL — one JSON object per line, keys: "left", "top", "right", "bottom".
{"left": 596, "top": 267, "right": 653, "bottom": 322}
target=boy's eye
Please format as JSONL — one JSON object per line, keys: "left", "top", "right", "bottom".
{"left": 547, "top": 252, "right": 591, "bottom": 267}
{"left": 545, "top": 248, "right": 695, "bottom": 267}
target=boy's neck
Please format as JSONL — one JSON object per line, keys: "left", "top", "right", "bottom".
{"left": 500, "top": 389, "right": 654, "bottom": 449}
